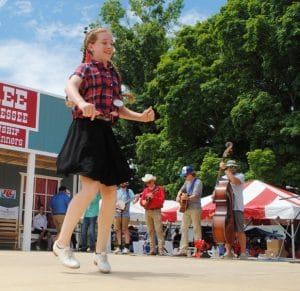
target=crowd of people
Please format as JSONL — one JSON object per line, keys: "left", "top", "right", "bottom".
{"left": 105, "top": 159, "right": 247, "bottom": 261}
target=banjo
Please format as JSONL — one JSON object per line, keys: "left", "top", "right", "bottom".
{"left": 116, "top": 197, "right": 132, "bottom": 213}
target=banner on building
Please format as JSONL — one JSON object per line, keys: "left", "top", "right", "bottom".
{"left": 0, "top": 124, "right": 27, "bottom": 148}
{"left": 0, "top": 206, "right": 18, "bottom": 219}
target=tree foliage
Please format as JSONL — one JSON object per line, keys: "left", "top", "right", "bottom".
{"left": 245, "top": 148, "right": 277, "bottom": 184}
{"left": 89, "top": 0, "right": 300, "bottom": 194}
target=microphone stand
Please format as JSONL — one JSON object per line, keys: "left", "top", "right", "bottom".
{"left": 120, "top": 208, "right": 124, "bottom": 254}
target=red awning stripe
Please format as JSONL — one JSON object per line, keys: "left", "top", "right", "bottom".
{"left": 245, "top": 188, "right": 278, "bottom": 208}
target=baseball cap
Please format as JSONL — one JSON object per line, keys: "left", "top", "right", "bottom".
{"left": 180, "top": 166, "right": 194, "bottom": 177}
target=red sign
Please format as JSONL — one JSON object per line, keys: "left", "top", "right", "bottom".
{"left": 0, "top": 124, "right": 27, "bottom": 148}
{"left": 0, "top": 82, "right": 39, "bottom": 130}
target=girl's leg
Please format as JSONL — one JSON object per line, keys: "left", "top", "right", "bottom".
{"left": 96, "top": 184, "right": 117, "bottom": 252}
{"left": 57, "top": 176, "right": 100, "bottom": 247}
{"left": 93, "top": 184, "right": 116, "bottom": 274}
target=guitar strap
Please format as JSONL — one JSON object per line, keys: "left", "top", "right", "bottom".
{"left": 152, "top": 186, "right": 160, "bottom": 199}
{"left": 187, "top": 178, "right": 198, "bottom": 195}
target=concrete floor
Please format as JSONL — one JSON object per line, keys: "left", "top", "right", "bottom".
{"left": 0, "top": 251, "right": 300, "bottom": 291}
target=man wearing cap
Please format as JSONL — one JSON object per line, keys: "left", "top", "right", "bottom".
{"left": 220, "top": 159, "right": 247, "bottom": 260}
{"left": 140, "top": 174, "right": 165, "bottom": 256}
{"left": 176, "top": 166, "right": 203, "bottom": 256}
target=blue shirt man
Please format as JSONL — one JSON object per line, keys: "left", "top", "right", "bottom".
{"left": 50, "top": 186, "right": 70, "bottom": 234}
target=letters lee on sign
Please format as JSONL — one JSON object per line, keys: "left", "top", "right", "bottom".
{"left": 0, "top": 83, "right": 39, "bottom": 130}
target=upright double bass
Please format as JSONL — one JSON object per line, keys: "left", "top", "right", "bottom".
{"left": 212, "top": 142, "right": 235, "bottom": 245}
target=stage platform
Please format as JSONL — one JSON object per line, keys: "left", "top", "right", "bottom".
{"left": 0, "top": 250, "right": 299, "bottom": 291}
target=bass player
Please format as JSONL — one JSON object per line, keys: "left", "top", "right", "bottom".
{"left": 219, "top": 160, "right": 247, "bottom": 260}
{"left": 140, "top": 174, "right": 165, "bottom": 256}
{"left": 175, "top": 166, "right": 203, "bottom": 256}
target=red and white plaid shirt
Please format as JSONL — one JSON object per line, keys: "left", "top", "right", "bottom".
{"left": 71, "top": 60, "right": 122, "bottom": 120}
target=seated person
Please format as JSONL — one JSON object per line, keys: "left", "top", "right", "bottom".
{"left": 32, "top": 205, "right": 52, "bottom": 250}
{"left": 172, "top": 228, "right": 181, "bottom": 249}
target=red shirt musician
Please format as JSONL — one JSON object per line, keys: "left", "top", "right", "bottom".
{"left": 140, "top": 174, "right": 165, "bottom": 255}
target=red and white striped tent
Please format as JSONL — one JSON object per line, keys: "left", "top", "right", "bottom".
{"left": 201, "top": 180, "right": 300, "bottom": 223}
{"left": 202, "top": 180, "right": 300, "bottom": 259}
{"left": 129, "top": 200, "right": 180, "bottom": 222}
{"left": 127, "top": 180, "right": 300, "bottom": 224}
{"left": 127, "top": 180, "right": 300, "bottom": 258}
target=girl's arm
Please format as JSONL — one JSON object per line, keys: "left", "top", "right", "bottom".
{"left": 118, "top": 106, "right": 155, "bottom": 123}
{"left": 65, "top": 75, "right": 99, "bottom": 120}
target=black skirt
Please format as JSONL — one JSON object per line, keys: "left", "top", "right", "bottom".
{"left": 57, "top": 118, "right": 132, "bottom": 186}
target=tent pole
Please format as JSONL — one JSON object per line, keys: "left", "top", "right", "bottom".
{"left": 274, "top": 220, "right": 292, "bottom": 258}
{"left": 290, "top": 211, "right": 300, "bottom": 260}
{"left": 291, "top": 221, "right": 295, "bottom": 259}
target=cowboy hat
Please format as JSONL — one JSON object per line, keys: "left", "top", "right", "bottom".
{"left": 141, "top": 174, "right": 157, "bottom": 183}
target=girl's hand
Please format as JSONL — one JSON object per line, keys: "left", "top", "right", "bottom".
{"left": 77, "top": 100, "right": 100, "bottom": 120}
{"left": 141, "top": 106, "right": 155, "bottom": 122}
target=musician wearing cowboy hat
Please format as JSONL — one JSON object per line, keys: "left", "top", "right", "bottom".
{"left": 140, "top": 174, "right": 165, "bottom": 255}
{"left": 220, "top": 159, "right": 247, "bottom": 260}
{"left": 113, "top": 182, "right": 139, "bottom": 254}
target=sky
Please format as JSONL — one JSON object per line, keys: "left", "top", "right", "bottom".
{"left": 0, "top": 0, "right": 227, "bottom": 97}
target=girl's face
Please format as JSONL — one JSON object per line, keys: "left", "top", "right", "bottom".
{"left": 88, "top": 31, "right": 114, "bottom": 64}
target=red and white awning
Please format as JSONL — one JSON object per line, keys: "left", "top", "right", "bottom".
{"left": 128, "top": 200, "right": 181, "bottom": 222}
{"left": 201, "top": 180, "right": 300, "bottom": 221}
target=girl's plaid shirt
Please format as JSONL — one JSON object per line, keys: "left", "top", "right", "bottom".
{"left": 71, "top": 60, "right": 122, "bottom": 120}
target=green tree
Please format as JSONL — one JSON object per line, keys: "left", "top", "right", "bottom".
{"left": 231, "top": 91, "right": 283, "bottom": 148}
{"left": 147, "top": 0, "right": 299, "bottom": 188}
{"left": 98, "top": 0, "right": 183, "bottom": 93}
{"left": 246, "top": 149, "right": 277, "bottom": 184}
{"left": 199, "top": 151, "right": 220, "bottom": 195}
{"left": 86, "top": 0, "right": 300, "bottom": 191}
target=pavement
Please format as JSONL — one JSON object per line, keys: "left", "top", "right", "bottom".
{"left": 1, "top": 251, "right": 300, "bottom": 291}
